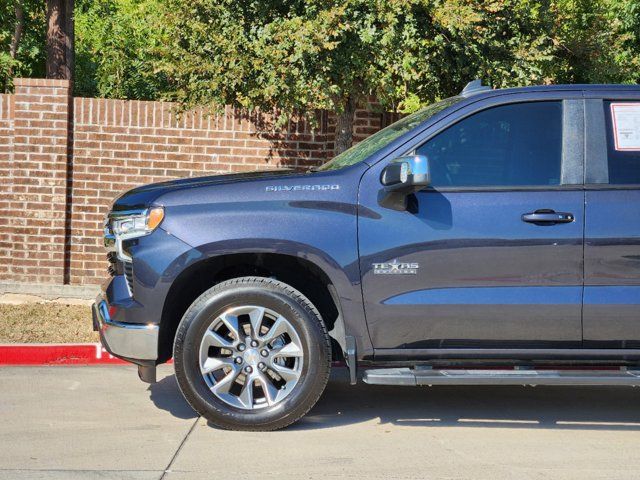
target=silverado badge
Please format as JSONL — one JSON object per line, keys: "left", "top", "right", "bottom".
{"left": 265, "top": 184, "right": 340, "bottom": 192}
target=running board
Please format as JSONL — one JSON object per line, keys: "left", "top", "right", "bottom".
{"left": 363, "top": 368, "right": 640, "bottom": 386}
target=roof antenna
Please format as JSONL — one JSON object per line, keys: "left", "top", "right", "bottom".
{"left": 461, "top": 79, "right": 491, "bottom": 97}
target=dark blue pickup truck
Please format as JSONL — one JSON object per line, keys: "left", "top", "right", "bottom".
{"left": 93, "top": 81, "right": 640, "bottom": 430}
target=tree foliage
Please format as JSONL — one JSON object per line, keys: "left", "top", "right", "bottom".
{"left": 0, "top": 0, "right": 46, "bottom": 92}
{"left": 74, "top": 0, "right": 169, "bottom": 98}
{"left": 156, "top": 0, "right": 640, "bottom": 151}
{"left": 1, "top": 0, "right": 639, "bottom": 150}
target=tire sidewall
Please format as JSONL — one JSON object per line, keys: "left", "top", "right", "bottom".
{"left": 174, "top": 280, "right": 329, "bottom": 429}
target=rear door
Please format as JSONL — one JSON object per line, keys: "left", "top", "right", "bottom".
{"left": 583, "top": 93, "right": 640, "bottom": 347}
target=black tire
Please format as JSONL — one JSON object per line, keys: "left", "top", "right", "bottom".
{"left": 173, "top": 276, "right": 331, "bottom": 431}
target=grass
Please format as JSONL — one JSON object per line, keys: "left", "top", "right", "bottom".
{"left": 0, "top": 303, "right": 99, "bottom": 343}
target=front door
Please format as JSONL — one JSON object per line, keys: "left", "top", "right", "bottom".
{"left": 359, "top": 99, "right": 585, "bottom": 352}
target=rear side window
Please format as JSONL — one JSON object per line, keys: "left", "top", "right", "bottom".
{"left": 416, "top": 101, "right": 562, "bottom": 187}
{"left": 604, "top": 101, "right": 640, "bottom": 185}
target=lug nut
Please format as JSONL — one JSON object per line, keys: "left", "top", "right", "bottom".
{"left": 234, "top": 357, "right": 243, "bottom": 364}
{"left": 250, "top": 340, "right": 259, "bottom": 347}
{"left": 260, "top": 349, "right": 269, "bottom": 357}
{"left": 244, "top": 366, "right": 253, "bottom": 374}
{"left": 258, "top": 362, "right": 265, "bottom": 369}
{"left": 237, "top": 344, "right": 246, "bottom": 351}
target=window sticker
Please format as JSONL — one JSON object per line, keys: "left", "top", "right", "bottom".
{"left": 611, "top": 103, "right": 640, "bottom": 151}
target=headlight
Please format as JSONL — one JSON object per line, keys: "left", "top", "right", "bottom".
{"left": 110, "top": 207, "right": 164, "bottom": 239}
{"left": 106, "top": 207, "right": 164, "bottom": 262}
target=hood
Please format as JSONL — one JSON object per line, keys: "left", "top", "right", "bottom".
{"left": 111, "top": 169, "right": 302, "bottom": 211}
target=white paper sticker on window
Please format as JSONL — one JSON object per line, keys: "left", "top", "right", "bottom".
{"left": 611, "top": 103, "right": 640, "bottom": 151}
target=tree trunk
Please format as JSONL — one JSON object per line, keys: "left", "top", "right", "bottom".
{"left": 65, "top": 0, "right": 74, "bottom": 81}
{"left": 334, "top": 96, "right": 357, "bottom": 155}
{"left": 7, "top": 0, "right": 24, "bottom": 86}
{"left": 9, "top": 1, "right": 23, "bottom": 60}
{"left": 46, "top": 0, "right": 73, "bottom": 80}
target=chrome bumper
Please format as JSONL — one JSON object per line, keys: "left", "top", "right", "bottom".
{"left": 92, "top": 296, "right": 159, "bottom": 361}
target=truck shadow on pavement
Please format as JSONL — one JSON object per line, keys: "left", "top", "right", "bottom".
{"left": 148, "top": 374, "right": 199, "bottom": 420}
{"left": 148, "top": 368, "right": 640, "bottom": 431}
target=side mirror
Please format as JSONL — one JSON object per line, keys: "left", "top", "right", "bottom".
{"left": 379, "top": 155, "right": 430, "bottom": 210}
{"left": 381, "top": 155, "right": 431, "bottom": 192}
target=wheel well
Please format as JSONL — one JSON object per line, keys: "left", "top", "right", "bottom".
{"left": 157, "top": 253, "right": 342, "bottom": 363}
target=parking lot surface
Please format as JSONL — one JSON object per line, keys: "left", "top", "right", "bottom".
{"left": 1, "top": 365, "right": 640, "bottom": 479}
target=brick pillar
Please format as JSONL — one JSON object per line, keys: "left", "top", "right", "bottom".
{"left": 0, "top": 94, "right": 15, "bottom": 279}
{"left": 1, "top": 78, "right": 72, "bottom": 284}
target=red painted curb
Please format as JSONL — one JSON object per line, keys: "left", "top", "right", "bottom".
{"left": 0, "top": 343, "right": 343, "bottom": 367}
{"left": 0, "top": 343, "right": 128, "bottom": 365}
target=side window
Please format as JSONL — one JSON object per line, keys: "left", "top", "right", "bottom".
{"left": 604, "top": 101, "right": 640, "bottom": 185}
{"left": 416, "top": 101, "right": 562, "bottom": 187}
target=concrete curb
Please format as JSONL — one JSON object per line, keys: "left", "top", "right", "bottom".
{"left": 0, "top": 282, "right": 100, "bottom": 300}
{"left": 0, "top": 343, "right": 127, "bottom": 365}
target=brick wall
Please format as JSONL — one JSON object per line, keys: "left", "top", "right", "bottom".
{"left": 0, "top": 78, "right": 390, "bottom": 286}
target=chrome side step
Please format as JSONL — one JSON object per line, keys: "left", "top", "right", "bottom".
{"left": 363, "top": 368, "right": 640, "bottom": 386}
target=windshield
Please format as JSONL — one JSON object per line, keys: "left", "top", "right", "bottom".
{"left": 316, "top": 96, "right": 462, "bottom": 171}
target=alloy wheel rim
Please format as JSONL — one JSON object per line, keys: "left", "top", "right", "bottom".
{"left": 198, "top": 305, "right": 304, "bottom": 410}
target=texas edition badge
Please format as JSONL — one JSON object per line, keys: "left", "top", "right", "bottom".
{"left": 372, "top": 260, "right": 419, "bottom": 275}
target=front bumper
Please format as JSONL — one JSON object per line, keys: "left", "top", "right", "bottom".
{"left": 92, "top": 295, "right": 159, "bottom": 362}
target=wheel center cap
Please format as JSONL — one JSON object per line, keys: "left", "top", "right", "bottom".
{"left": 243, "top": 348, "right": 260, "bottom": 366}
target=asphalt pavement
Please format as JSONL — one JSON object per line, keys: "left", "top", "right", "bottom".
{"left": 1, "top": 364, "right": 640, "bottom": 479}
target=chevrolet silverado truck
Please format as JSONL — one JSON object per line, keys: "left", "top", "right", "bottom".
{"left": 93, "top": 81, "right": 640, "bottom": 431}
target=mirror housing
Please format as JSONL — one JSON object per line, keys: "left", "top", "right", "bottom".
{"left": 379, "top": 155, "right": 431, "bottom": 210}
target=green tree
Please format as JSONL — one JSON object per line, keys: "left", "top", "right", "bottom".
{"left": 158, "top": 0, "right": 460, "bottom": 153}
{"left": 604, "top": 0, "right": 640, "bottom": 84}
{"left": 156, "top": 0, "right": 640, "bottom": 153}
{"left": 0, "top": 0, "right": 46, "bottom": 92}
{"left": 1, "top": 0, "right": 638, "bottom": 133}
{"left": 74, "top": 0, "right": 169, "bottom": 98}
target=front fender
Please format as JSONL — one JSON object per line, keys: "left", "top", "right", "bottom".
{"left": 158, "top": 202, "right": 372, "bottom": 358}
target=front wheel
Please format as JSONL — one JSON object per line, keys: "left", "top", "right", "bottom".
{"left": 173, "top": 277, "right": 331, "bottom": 431}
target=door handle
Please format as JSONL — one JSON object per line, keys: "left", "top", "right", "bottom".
{"left": 522, "top": 210, "right": 574, "bottom": 225}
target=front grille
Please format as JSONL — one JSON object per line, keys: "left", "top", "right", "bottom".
{"left": 123, "top": 261, "right": 134, "bottom": 294}
{"left": 107, "top": 252, "right": 118, "bottom": 276}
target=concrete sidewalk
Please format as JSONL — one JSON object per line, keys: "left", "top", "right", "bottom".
{"left": 1, "top": 365, "right": 640, "bottom": 479}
